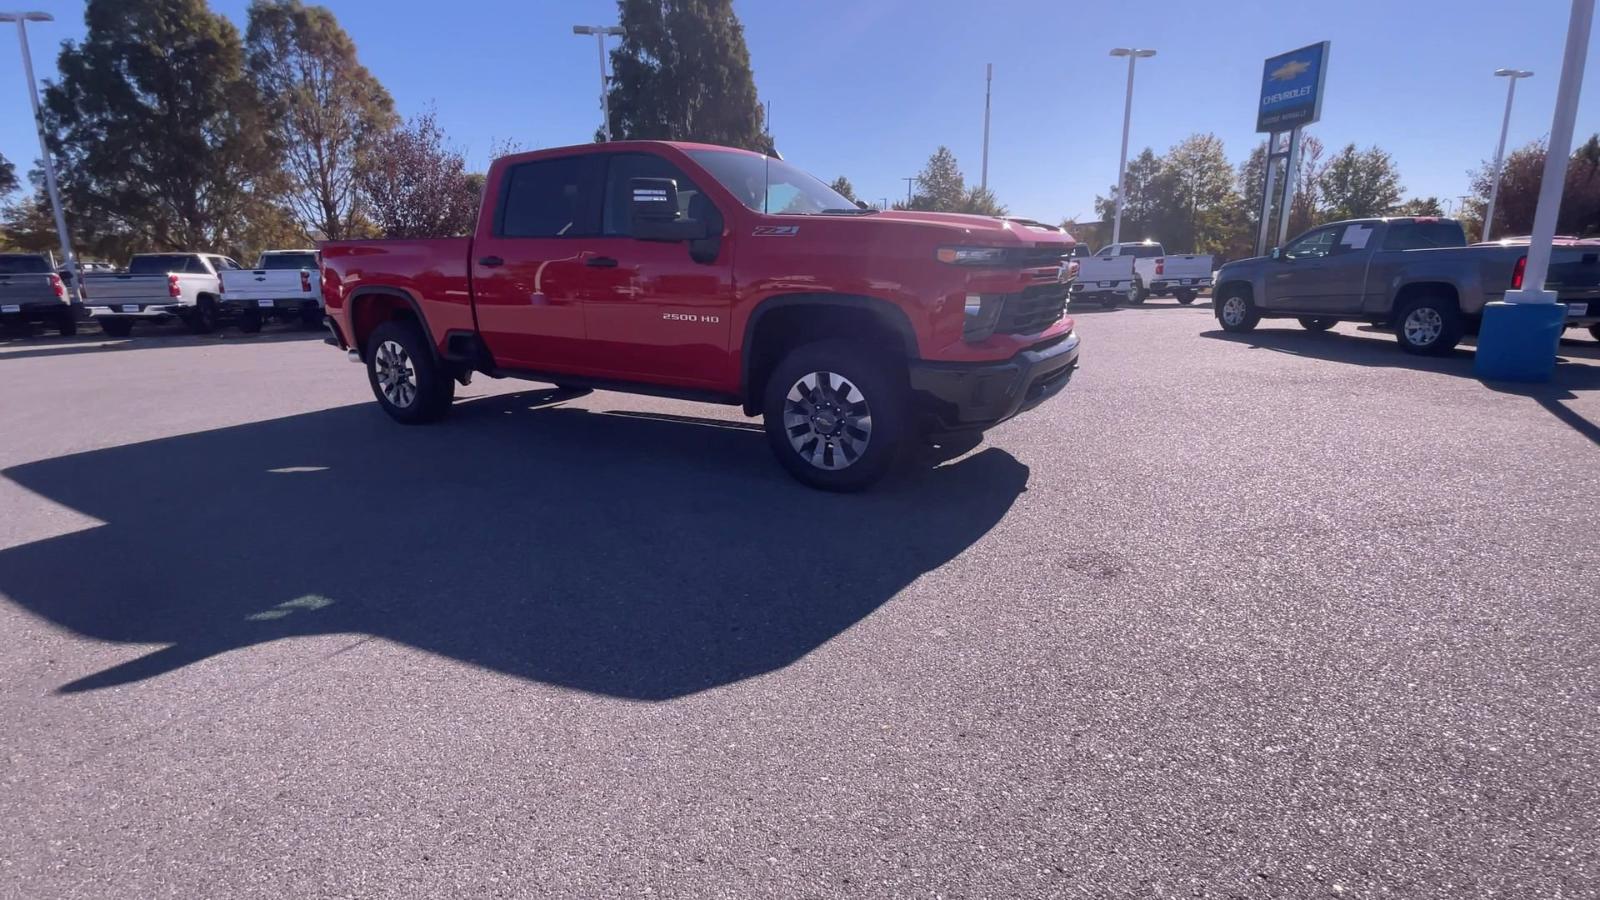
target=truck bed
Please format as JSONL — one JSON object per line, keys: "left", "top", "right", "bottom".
{"left": 0, "top": 274, "right": 62, "bottom": 310}
{"left": 320, "top": 238, "right": 475, "bottom": 352}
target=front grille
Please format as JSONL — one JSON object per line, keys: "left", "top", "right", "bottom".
{"left": 995, "top": 282, "right": 1068, "bottom": 335}
{"left": 1009, "top": 245, "right": 1069, "bottom": 268}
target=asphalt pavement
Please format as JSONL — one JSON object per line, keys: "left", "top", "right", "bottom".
{"left": 2, "top": 302, "right": 1597, "bottom": 898}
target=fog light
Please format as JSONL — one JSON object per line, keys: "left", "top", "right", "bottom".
{"left": 963, "top": 293, "right": 1004, "bottom": 342}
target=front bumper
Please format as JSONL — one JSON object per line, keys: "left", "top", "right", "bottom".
{"left": 908, "top": 330, "right": 1080, "bottom": 432}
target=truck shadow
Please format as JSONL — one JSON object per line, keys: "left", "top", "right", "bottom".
{"left": 0, "top": 391, "right": 1028, "bottom": 700}
{"left": 1202, "top": 326, "right": 1600, "bottom": 445}
{"left": 0, "top": 326, "right": 323, "bottom": 363}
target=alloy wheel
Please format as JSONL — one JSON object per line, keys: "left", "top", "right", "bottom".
{"left": 783, "top": 370, "right": 872, "bottom": 470}
{"left": 1403, "top": 307, "right": 1443, "bottom": 348}
{"left": 375, "top": 340, "right": 417, "bottom": 408}
{"left": 1221, "top": 296, "right": 1249, "bottom": 327}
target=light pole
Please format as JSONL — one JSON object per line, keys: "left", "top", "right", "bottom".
{"left": 1, "top": 11, "right": 79, "bottom": 296}
{"left": 1483, "top": 67, "right": 1534, "bottom": 241}
{"left": 981, "top": 63, "right": 992, "bottom": 192}
{"left": 1108, "top": 48, "right": 1156, "bottom": 245}
{"left": 573, "top": 24, "right": 625, "bottom": 142}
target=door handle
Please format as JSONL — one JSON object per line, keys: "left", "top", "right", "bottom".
{"left": 585, "top": 256, "right": 619, "bottom": 268}
{"left": 478, "top": 256, "right": 504, "bottom": 268}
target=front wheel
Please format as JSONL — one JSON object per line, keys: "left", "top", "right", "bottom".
{"left": 762, "top": 339, "right": 908, "bottom": 492}
{"left": 1216, "top": 291, "right": 1260, "bottom": 333}
{"left": 1298, "top": 317, "right": 1338, "bottom": 332}
{"left": 1175, "top": 289, "right": 1197, "bottom": 305}
{"left": 365, "top": 320, "right": 454, "bottom": 423}
{"left": 1395, "top": 294, "right": 1463, "bottom": 355}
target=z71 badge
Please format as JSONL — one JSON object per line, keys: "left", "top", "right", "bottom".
{"left": 752, "top": 225, "right": 800, "bottom": 237}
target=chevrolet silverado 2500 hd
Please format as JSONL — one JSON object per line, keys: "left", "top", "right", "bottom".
{"left": 1213, "top": 217, "right": 1600, "bottom": 354}
{"left": 320, "top": 141, "right": 1080, "bottom": 490}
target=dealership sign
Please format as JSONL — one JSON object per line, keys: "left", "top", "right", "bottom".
{"left": 1257, "top": 41, "right": 1329, "bottom": 132}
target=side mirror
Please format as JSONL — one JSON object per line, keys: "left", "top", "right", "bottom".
{"left": 630, "top": 177, "right": 710, "bottom": 242}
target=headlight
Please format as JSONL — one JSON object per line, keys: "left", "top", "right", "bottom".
{"left": 937, "top": 246, "right": 1008, "bottom": 265}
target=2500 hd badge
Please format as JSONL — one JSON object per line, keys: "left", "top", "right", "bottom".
{"left": 662, "top": 312, "right": 720, "bottom": 323}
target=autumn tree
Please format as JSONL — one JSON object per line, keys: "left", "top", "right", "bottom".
{"left": 1158, "top": 133, "right": 1239, "bottom": 254}
{"left": 606, "top": 0, "right": 771, "bottom": 152}
{"left": 0, "top": 153, "right": 16, "bottom": 198}
{"left": 44, "top": 0, "right": 288, "bottom": 260}
{"left": 246, "top": 0, "right": 396, "bottom": 241}
{"left": 357, "top": 110, "right": 478, "bottom": 238}
{"left": 1393, "top": 196, "right": 1444, "bottom": 217}
{"left": 1318, "top": 143, "right": 1403, "bottom": 220}
{"left": 1468, "top": 136, "right": 1600, "bottom": 239}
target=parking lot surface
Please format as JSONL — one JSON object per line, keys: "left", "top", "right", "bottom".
{"left": 2, "top": 303, "right": 1597, "bottom": 898}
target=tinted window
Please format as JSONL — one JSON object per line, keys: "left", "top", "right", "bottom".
{"left": 602, "top": 154, "right": 712, "bottom": 236}
{"left": 1125, "top": 244, "right": 1163, "bottom": 258}
{"left": 0, "top": 254, "right": 51, "bottom": 274}
{"left": 127, "top": 255, "right": 194, "bottom": 275}
{"left": 1283, "top": 226, "right": 1348, "bottom": 260}
{"left": 498, "top": 156, "right": 594, "bottom": 238}
{"left": 259, "top": 253, "right": 317, "bottom": 270}
{"left": 1383, "top": 221, "right": 1467, "bottom": 251}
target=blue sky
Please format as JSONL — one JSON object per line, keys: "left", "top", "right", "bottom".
{"left": 2, "top": 0, "right": 1599, "bottom": 227}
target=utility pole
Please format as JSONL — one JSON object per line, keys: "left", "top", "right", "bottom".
{"left": 1483, "top": 68, "right": 1534, "bottom": 241}
{"left": 981, "top": 63, "right": 992, "bottom": 191}
{"left": 1108, "top": 48, "right": 1156, "bottom": 245}
{"left": 903, "top": 176, "right": 917, "bottom": 206}
{"left": 1, "top": 11, "right": 79, "bottom": 297}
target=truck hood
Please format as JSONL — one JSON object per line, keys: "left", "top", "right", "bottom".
{"left": 868, "top": 210, "right": 1074, "bottom": 247}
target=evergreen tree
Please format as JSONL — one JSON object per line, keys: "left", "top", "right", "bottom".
{"left": 606, "top": 0, "right": 770, "bottom": 152}
{"left": 828, "top": 176, "right": 856, "bottom": 203}
{"left": 246, "top": 0, "right": 397, "bottom": 241}
{"left": 0, "top": 153, "right": 16, "bottom": 198}
{"left": 44, "top": 0, "right": 288, "bottom": 260}
{"left": 901, "top": 146, "right": 967, "bottom": 211}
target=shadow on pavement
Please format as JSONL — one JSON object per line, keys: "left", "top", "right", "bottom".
{"left": 0, "top": 327, "right": 324, "bottom": 363}
{"left": 0, "top": 390, "right": 1028, "bottom": 700}
{"left": 1203, "top": 326, "right": 1600, "bottom": 445}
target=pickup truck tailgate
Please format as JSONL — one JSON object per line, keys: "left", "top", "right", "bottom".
{"left": 80, "top": 274, "right": 175, "bottom": 306}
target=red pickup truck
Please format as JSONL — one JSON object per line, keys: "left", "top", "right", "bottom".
{"left": 321, "top": 141, "right": 1079, "bottom": 490}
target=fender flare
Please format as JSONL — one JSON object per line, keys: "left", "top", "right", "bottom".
{"left": 345, "top": 285, "right": 439, "bottom": 360}
{"left": 739, "top": 293, "right": 920, "bottom": 409}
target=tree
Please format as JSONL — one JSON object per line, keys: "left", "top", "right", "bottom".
{"left": 828, "top": 176, "right": 856, "bottom": 202}
{"left": 356, "top": 110, "right": 478, "bottom": 238}
{"left": 1393, "top": 196, "right": 1444, "bottom": 217}
{"left": 1158, "top": 133, "right": 1238, "bottom": 254}
{"left": 961, "top": 186, "right": 1008, "bottom": 217}
{"left": 0, "top": 153, "right": 16, "bottom": 198}
{"left": 894, "top": 147, "right": 1008, "bottom": 216}
{"left": 1, "top": 188, "right": 58, "bottom": 253}
{"left": 606, "top": 0, "right": 771, "bottom": 152}
{"left": 1094, "top": 148, "right": 1172, "bottom": 243}
{"left": 246, "top": 0, "right": 397, "bottom": 241}
{"left": 1318, "top": 143, "right": 1403, "bottom": 220}
{"left": 1469, "top": 135, "right": 1600, "bottom": 239}
{"left": 43, "top": 0, "right": 287, "bottom": 261}
{"left": 1286, "top": 134, "right": 1325, "bottom": 237}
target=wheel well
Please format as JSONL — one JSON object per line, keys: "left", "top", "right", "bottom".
{"left": 1215, "top": 281, "right": 1252, "bottom": 302}
{"left": 1392, "top": 281, "right": 1459, "bottom": 313}
{"left": 742, "top": 299, "right": 911, "bottom": 415}
{"left": 350, "top": 291, "right": 425, "bottom": 358}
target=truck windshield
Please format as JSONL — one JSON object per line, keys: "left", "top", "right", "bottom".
{"left": 686, "top": 150, "right": 858, "bottom": 215}
{"left": 258, "top": 252, "right": 317, "bottom": 270}
{"left": 0, "top": 255, "right": 51, "bottom": 274}
{"left": 127, "top": 255, "right": 193, "bottom": 275}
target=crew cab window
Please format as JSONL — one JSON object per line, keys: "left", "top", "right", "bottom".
{"left": 1283, "top": 226, "right": 1345, "bottom": 260}
{"left": 497, "top": 156, "right": 596, "bottom": 238}
{"left": 602, "top": 153, "right": 709, "bottom": 236}
{"left": 128, "top": 255, "right": 193, "bottom": 275}
{"left": 259, "top": 253, "right": 317, "bottom": 270}
{"left": 1382, "top": 221, "right": 1466, "bottom": 251}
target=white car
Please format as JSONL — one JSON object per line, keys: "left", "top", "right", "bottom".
{"left": 81, "top": 253, "right": 240, "bottom": 337}
{"left": 219, "top": 249, "right": 324, "bottom": 332}
{"left": 1095, "top": 241, "right": 1214, "bottom": 304}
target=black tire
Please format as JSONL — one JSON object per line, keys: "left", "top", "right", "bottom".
{"left": 552, "top": 383, "right": 594, "bottom": 397}
{"left": 1298, "top": 317, "right": 1338, "bottom": 332}
{"left": 57, "top": 315, "right": 78, "bottom": 337}
{"left": 238, "top": 309, "right": 263, "bottom": 334}
{"left": 184, "top": 297, "right": 218, "bottom": 334}
{"left": 1129, "top": 278, "right": 1149, "bottom": 305}
{"left": 99, "top": 318, "right": 134, "bottom": 338}
{"left": 1215, "top": 289, "right": 1260, "bottom": 333}
{"left": 1589, "top": 323, "right": 1600, "bottom": 342}
{"left": 1100, "top": 294, "right": 1121, "bottom": 309}
{"left": 300, "top": 306, "right": 324, "bottom": 330}
{"left": 1175, "top": 289, "right": 1197, "bottom": 305}
{"left": 1394, "top": 293, "right": 1463, "bottom": 355}
{"left": 365, "top": 320, "right": 454, "bottom": 424}
{"left": 762, "top": 339, "right": 909, "bottom": 492}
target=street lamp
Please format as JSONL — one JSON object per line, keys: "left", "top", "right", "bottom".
{"left": 1108, "top": 48, "right": 1156, "bottom": 245}
{"left": 0, "top": 11, "right": 79, "bottom": 296}
{"left": 1483, "top": 67, "right": 1534, "bottom": 241}
{"left": 573, "top": 24, "right": 626, "bottom": 142}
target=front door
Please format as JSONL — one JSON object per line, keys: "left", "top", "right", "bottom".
{"left": 1266, "top": 223, "right": 1349, "bottom": 312}
{"left": 471, "top": 154, "right": 599, "bottom": 372}
{"left": 575, "top": 152, "right": 733, "bottom": 388}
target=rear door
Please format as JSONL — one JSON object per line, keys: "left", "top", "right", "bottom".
{"left": 574, "top": 151, "right": 734, "bottom": 386}
{"left": 470, "top": 154, "right": 601, "bottom": 372}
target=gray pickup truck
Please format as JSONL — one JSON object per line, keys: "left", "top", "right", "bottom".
{"left": 1212, "top": 217, "right": 1600, "bottom": 354}
{"left": 0, "top": 252, "right": 78, "bottom": 336}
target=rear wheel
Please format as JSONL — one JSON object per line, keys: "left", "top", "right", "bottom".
{"left": 238, "top": 309, "right": 263, "bottom": 333}
{"left": 1589, "top": 323, "right": 1600, "bottom": 342}
{"left": 184, "top": 297, "right": 218, "bottom": 334}
{"left": 1175, "top": 289, "right": 1197, "bottom": 305}
{"left": 1129, "top": 278, "right": 1149, "bottom": 305}
{"left": 762, "top": 339, "right": 908, "bottom": 492}
{"left": 99, "top": 318, "right": 133, "bottom": 338}
{"left": 1298, "top": 316, "right": 1338, "bottom": 332}
{"left": 365, "top": 320, "right": 454, "bottom": 423}
{"left": 300, "top": 305, "right": 324, "bottom": 330}
{"left": 57, "top": 315, "right": 78, "bottom": 337}
{"left": 1395, "top": 293, "right": 1463, "bottom": 355}
{"left": 1216, "top": 290, "right": 1260, "bottom": 333}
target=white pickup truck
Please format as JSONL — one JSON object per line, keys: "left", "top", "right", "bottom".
{"left": 1066, "top": 244, "right": 1138, "bottom": 308}
{"left": 82, "top": 252, "right": 242, "bottom": 337}
{"left": 1096, "top": 241, "right": 1214, "bottom": 304}
{"left": 218, "top": 249, "right": 324, "bottom": 332}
